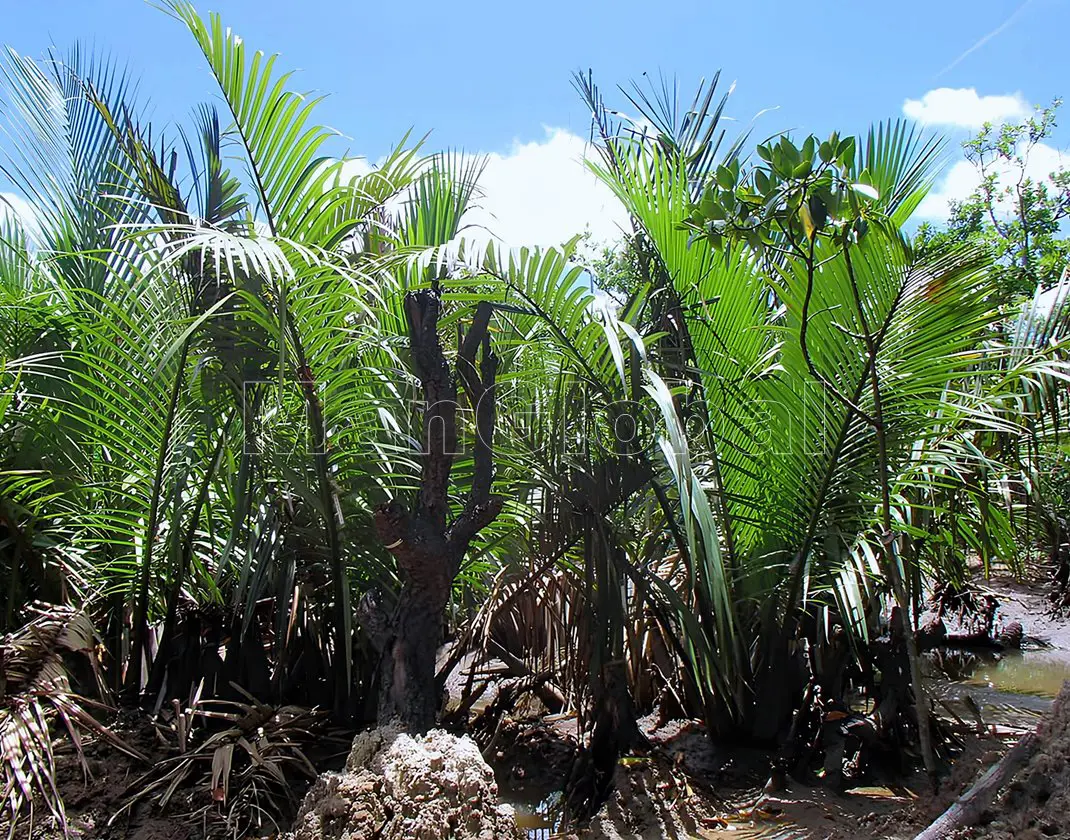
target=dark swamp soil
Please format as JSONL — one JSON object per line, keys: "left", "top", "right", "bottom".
{"left": 11, "top": 575, "right": 1070, "bottom": 840}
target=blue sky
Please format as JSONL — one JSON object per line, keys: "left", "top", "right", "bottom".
{"left": 3, "top": 0, "right": 1069, "bottom": 246}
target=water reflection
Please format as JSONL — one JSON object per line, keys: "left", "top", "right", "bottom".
{"left": 508, "top": 790, "right": 561, "bottom": 839}
{"left": 925, "top": 648, "right": 1069, "bottom": 699}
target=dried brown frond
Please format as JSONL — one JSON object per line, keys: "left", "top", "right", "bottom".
{"left": 115, "top": 687, "right": 337, "bottom": 839}
{"left": 0, "top": 604, "right": 143, "bottom": 839}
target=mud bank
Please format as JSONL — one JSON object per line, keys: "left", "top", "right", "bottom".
{"left": 960, "top": 679, "right": 1070, "bottom": 839}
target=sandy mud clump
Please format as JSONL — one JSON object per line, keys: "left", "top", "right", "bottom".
{"left": 286, "top": 725, "right": 522, "bottom": 840}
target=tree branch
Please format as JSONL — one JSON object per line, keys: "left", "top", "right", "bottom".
{"left": 449, "top": 301, "right": 503, "bottom": 559}
{"left": 405, "top": 290, "right": 458, "bottom": 531}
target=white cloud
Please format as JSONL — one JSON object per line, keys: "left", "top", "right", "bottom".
{"left": 915, "top": 140, "right": 1066, "bottom": 220}
{"left": 337, "top": 157, "right": 373, "bottom": 182}
{"left": 915, "top": 160, "right": 984, "bottom": 219}
{"left": 903, "top": 88, "right": 1029, "bottom": 129}
{"left": 316, "top": 156, "right": 374, "bottom": 188}
{"left": 326, "top": 132, "right": 630, "bottom": 252}
{"left": 7, "top": 132, "right": 629, "bottom": 256}
{"left": 902, "top": 87, "right": 1065, "bottom": 221}
{"left": 0, "top": 192, "right": 41, "bottom": 246}
{"left": 462, "top": 127, "right": 630, "bottom": 249}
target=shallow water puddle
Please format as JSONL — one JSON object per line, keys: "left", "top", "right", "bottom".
{"left": 691, "top": 818, "right": 807, "bottom": 839}
{"left": 507, "top": 789, "right": 560, "bottom": 838}
{"left": 960, "top": 649, "right": 1070, "bottom": 698}
{"left": 925, "top": 646, "right": 1068, "bottom": 728}
{"left": 843, "top": 785, "right": 912, "bottom": 800}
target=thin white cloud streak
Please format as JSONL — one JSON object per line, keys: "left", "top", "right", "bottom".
{"left": 937, "top": 0, "right": 1034, "bottom": 77}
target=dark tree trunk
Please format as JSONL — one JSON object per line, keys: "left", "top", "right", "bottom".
{"left": 372, "top": 503, "right": 455, "bottom": 730}
{"left": 371, "top": 292, "right": 501, "bottom": 733}
{"left": 379, "top": 580, "right": 448, "bottom": 729}
{"left": 563, "top": 658, "right": 646, "bottom": 824}
{"left": 1048, "top": 520, "right": 1070, "bottom": 610}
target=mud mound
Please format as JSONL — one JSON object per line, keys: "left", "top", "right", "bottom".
{"left": 285, "top": 725, "right": 522, "bottom": 840}
{"left": 967, "top": 680, "right": 1070, "bottom": 840}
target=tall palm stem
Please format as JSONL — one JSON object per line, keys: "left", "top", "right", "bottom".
{"left": 126, "top": 339, "right": 189, "bottom": 697}
{"left": 844, "top": 239, "right": 937, "bottom": 787}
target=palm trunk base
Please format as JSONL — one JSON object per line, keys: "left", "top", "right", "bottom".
{"left": 378, "top": 586, "right": 446, "bottom": 733}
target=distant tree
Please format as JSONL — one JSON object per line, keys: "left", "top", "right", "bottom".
{"left": 916, "top": 98, "right": 1070, "bottom": 301}
{"left": 579, "top": 229, "right": 645, "bottom": 304}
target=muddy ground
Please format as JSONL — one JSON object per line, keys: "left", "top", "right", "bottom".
{"left": 497, "top": 573, "right": 1070, "bottom": 840}
{"left": 9, "top": 574, "right": 1068, "bottom": 840}
{"left": 491, "top": 703, "right": 1037, "bottom": 840}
